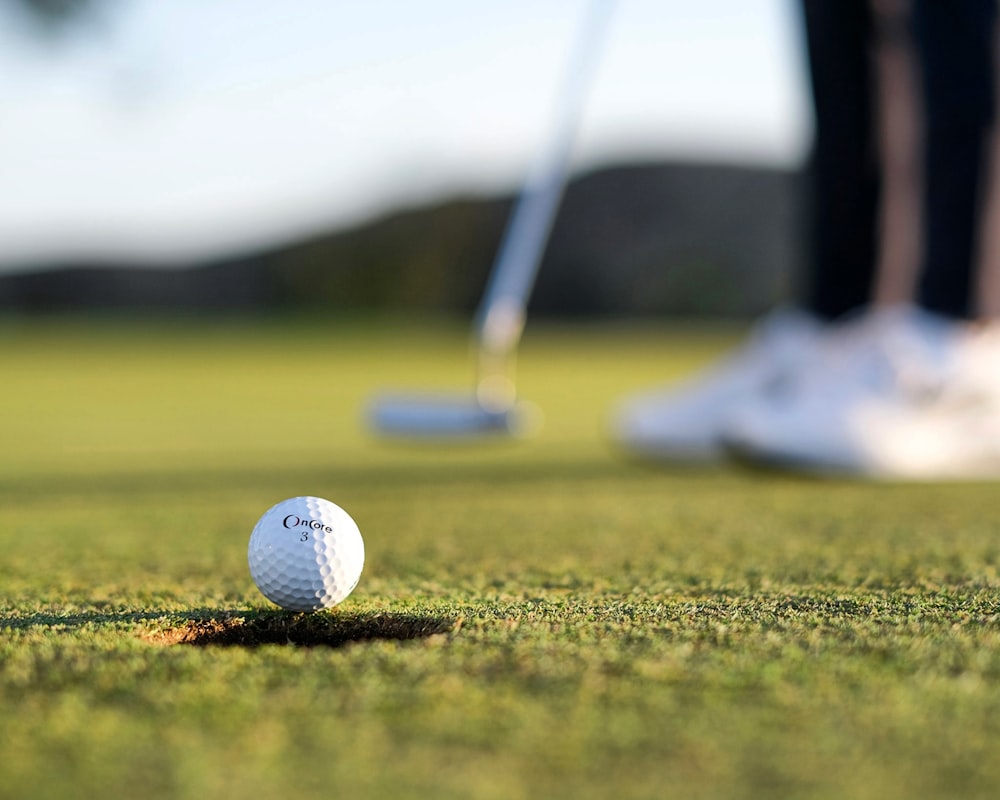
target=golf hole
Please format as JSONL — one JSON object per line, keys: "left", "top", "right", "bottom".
{"left": 149, "top": 612, "right": 455, "bottom": 648}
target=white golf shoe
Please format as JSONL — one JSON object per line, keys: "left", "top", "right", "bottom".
{"left": 721, "top": 306, "right": 1000, "bottom": 480}
{"left": 609, "top": 309, "right": 825, "bottom": 462}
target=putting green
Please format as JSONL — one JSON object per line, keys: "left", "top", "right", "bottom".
{"left": 2, "top": 316, "right": 999, "bottom": 800}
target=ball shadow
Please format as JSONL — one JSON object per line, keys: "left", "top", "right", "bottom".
{"left": 153, "top": 610, "right": 456, "bottom": 648}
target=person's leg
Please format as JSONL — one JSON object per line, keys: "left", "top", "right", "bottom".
{"left": 609, "top": 1, "right": 878, "bottom": 462}
{"left": 720, "top": 0, "right": 1000, "bottom": 479}
{"left": 870, "top": 0, "right": 923, "bottom": 307}
{"left": 974, "top": 114, "right": 1000, "bottom": 318}
{"left": 801, "top": 0, "right": 881, "bottom": 320}
{"left": 913, "top": 0, "right": 998, "bottom": 319}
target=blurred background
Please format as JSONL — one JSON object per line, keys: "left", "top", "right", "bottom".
{"left": 0, "top": 0, "right": 812, "bottom": 319}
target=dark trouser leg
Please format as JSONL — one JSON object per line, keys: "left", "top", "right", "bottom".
{"left": 800, "top": 0, "right": 880, "bottom": 320}
{"left": 913, "top": 0, "right": 997, "bottom": 320}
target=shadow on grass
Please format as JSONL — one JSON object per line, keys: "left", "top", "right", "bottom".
{"left": 152, "top": 611, "right": 456, "bottom": 648}
{"left": 1, "top": 454, "right": 732, "bottom": 500}
{"left": 1, "top": 609, "right": 455, "bottom": 649}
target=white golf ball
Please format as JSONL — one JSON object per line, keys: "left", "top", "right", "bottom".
{"left": 247, "top": 496, "right": 365, "bottom": 611}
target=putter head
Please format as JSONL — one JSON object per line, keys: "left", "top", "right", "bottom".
{"left": 367, "top": 392, "right": 540, "bottom": 440}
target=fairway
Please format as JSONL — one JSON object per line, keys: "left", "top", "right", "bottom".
{"left": 2, "top": 316, "right": 1000, "bottom": 800}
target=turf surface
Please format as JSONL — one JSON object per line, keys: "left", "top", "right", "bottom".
{"left": 2, "top": 316, "right": 1000, "bottom": 799}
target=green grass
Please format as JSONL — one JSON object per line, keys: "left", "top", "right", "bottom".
{"left": 2, "top": 315, "right": 1000, "bottom": 800}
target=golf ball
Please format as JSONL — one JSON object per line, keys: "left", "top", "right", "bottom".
{"left": 247, "top": 496, "right": 365, "bottom": 612}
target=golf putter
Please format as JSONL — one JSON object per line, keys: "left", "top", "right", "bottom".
{"left": 368, "top": 0, "right": 616, "bottom": 438}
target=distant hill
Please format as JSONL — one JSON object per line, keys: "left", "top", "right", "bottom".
{"left": 0, "top": 160, "right": 807, "bottom": 318}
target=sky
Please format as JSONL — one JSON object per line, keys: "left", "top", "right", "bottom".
{"left": 0, "top": 0, "right": 813, "bottom": 270}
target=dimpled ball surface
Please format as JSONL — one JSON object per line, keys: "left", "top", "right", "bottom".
{"left": 247, "top": 496, "right": 365, "bottom": 611}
